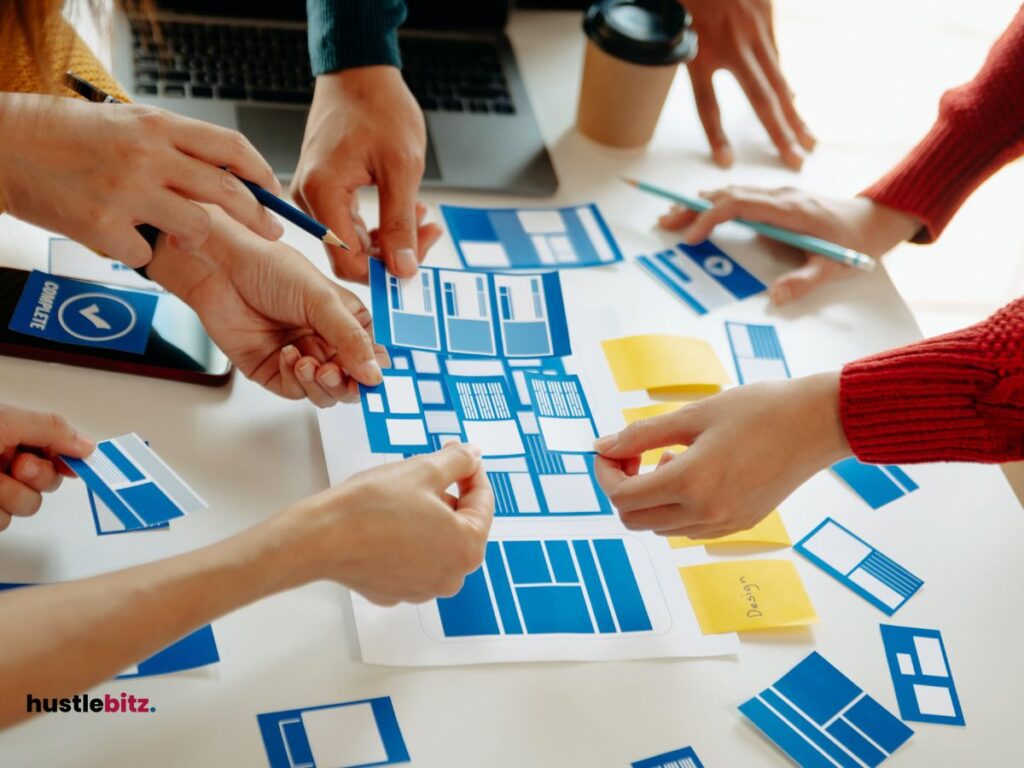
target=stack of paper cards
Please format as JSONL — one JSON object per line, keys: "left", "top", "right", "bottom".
{"left": 795, "top": 518, "right": 923, "bottom": 615}
{"left": 601, "top": 334, "right": 730, "bottom": 394}
{"left": 679, "top": 559, "right": 817, "bottom": 634}
{"left": 725, "top": 321, "right": 791, "bottom": 384}
{"left": 637, "top": 241, "right": 765, "bottom": 315}
{"left": 369, "top": 259, "right": 570, "bottom": 358}
{"left": 63, "top": 434, "right": 207, "bottom": 532}
{"left": 831, "top": 458, "right": 919, "bottom": 510}
{"left": 441, "top": 203, "right": 623, "bottom": 270}
{"left": 257, "top": 696, "right": 409, "bottom": 768}
{"left": 669, "top": 510, "right": 790, "bottom": 549}
{"left": 632, "top": 745, "right": 705, "bottom": 768}
{"left": 740, "top": 652, "right": 913, "bottom": 766}
{"left": 880, "top": 625, "right": 965, "bottom": 726}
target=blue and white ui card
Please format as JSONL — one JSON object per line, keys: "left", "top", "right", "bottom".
{"left": 369, "top": 258, "right": 570, "bottom": 358}
{"left": 522, "top": 372, "right": 598, "bottom": 453}
{"left": 48, "top": 238, "right": 162, "bottom": 293}
{"left": 632, "top": 746, "right": 704, "bottom": 768}
{"left": 446, "top": 374, "right": 527, "bottom": 458}
{"left": 880, "top": 624, "right": 965, "bottom": 726}
{"left": 636, "top": 241, "right": 765, "bottom": 316}
{"left": 258, "top": 696, "right": 410, "bottom": 768}
{"left": 360, "top": 369, "right": 434, "bottom": 454}
{"left": 725, "top": 321, "right": 791, "bottom": 384}
{"left": 88, "top": 488, "right": 169, "bottom": 536}
{"left": 739, "top": 651, "right": 913, "bottom": 767}
{"left": 795, "top": 518, "right": 923, "bottom": 615}
{"left": 441, "top": 202, "right": 623, "bottom": 270}
{"left": 63, "top": 433, "right": 207, "bottom": 531}
{"left": 831, "top": 458, "right": 918, "bottom": 510}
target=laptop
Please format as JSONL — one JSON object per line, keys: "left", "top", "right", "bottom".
{"left": 112, "top": 1, "right": 558, "bottom": 196}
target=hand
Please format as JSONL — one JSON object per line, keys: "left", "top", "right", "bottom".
{"left": 683, "top": 0, "right": 815, "bottom": 169}
{"left": 0, "top": 405, "right": 95, "bottom": 532}
{"left": 593, "top": 374, "right": 850, "bottom": 539}
{"left": 291, "top": 66, "right": 442, "bottom": 282}
{"left": 0, "top": 93, "right": 285, "bottom": 266}
{"left": 147, "top": 207, "right": 387, "bottom": 406}
{"left": 659, "top": 186, "right": 922, "bottom": 305}
{"left": 283, "top": 442, "right": 494, "bottom": 605}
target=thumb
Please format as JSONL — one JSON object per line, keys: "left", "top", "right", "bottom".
{"left": 0, "top": 407, "right": 94, "bottom": 457}
{"left": 594, "top": 410, "right": 700, "bottom": 460}
{"left": 424, "top": 441, "right": 483, "bottom": 489}
{"left": 770, "top": 254, "right": 851, "bottom": 306}
{"left": 377, "top": 163, "right": 422, "bottom": 278}
{"left": 454, "top": 455, "right": 494, "bottom": 535}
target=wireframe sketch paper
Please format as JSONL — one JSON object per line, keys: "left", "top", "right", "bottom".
{"left": 726, "top": 321, "right": 791, "bottom": 384}
{"left": 880, "top": 624, "right": 965, "bottom": 726}
{"left": 637, "top": 241, "right": 765, "bottom": 315}
{"left": 831, "top": 458, "right": 919, "bottom": 510}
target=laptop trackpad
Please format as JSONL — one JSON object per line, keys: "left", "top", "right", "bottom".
{"left": 236, "top": 105, "right": 308, "bottom": 177}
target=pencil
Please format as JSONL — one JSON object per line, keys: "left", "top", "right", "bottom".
{"left": 622, "top": 177, "right": 875, "bottom": 272}
{"left": 63, "top": 72, "right": 347, "bottom": 250}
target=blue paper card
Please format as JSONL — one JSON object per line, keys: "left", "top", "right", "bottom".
{"left": 258, "top": 696, "right": 409, "bottom": 768}
{"left": 370, "top": 259, "right": 570, "bottom": 358}
{"left": 8, "top": 270, "right": 158, "bottom": 354}
{"left": 63, "top": 434, "right": 207, "bottom": 531}
{"left": 636, "top": 241, "right": 765, "bottom": 315}
{"left": 446, "top": 374, "right": 527, "bottom": 457}
{"left": 795, "top": 518, "right": 923, "bottom": 615}
{"left": 360, "top": 369, "right": 434, "bottom": 455}
{"left": 740, "top": 651, "right": 913, "bottom": 767}
{"left": 880, "top": 624, "right": 964, "bottom": 726}
{"left": 87, "top": 489, "right": 169, "bottom": 535}
{"left": 632, "top": 746, "right": 705, "bottom": 768}
{"left": 725, "top": 321, "right": 791, "bottom": 384}
{"left": 522, "top": 372, "right": 598, "bottom": 453}
{"left": 441, "top": 203, "right": 623, "bottom": 270}
{"left": 831, "top": 458, "right": 918, "bottom": 509}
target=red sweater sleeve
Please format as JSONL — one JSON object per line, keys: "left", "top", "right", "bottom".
{"left": 839, "top": 297, "right": 1024, "bottom": 464}
{"left": 860, "top": 6, "right": 1024, "bottom": 242}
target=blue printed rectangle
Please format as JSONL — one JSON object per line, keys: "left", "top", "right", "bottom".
{"left": 831, "top": 458, "right": 918, "bottom": 509}
{"left": 740, "top": 651, "right": 912, "bottom": 767}
{"left": 632, "top": 746, "right": 704, "bottom": 768}
{"left": 370, "top": 259, "right": 570, "bottom": 358}
{"left": 119, "top": 625, "right": 220, "bottom": 678}
{"left": 360, "top": 369, "right": 433, "bottom": 454}
{"left": 446, "top": 375, "right": 526, "bottom": 457}
{"left": 725, "top": 321, "right": 791, "bottom": 384}
{"left": 442, "top": 203, "right": 623, "bottom": 270}
{"left": 795, "top": 518, "right": 923, "bottom": 615}
{"left": 523, "top": 372, "right": 598, "bottom": 453}
{"left": 880, "top": 624, "right": 964, "bottom": 726}
{"left": 88, "top": 488, "right": 169, "bottom": 535}
{"left": 258, "top": 696, "right": 409, "bottom": 768}
{"left": 8, "top": 270, "right": 158, "bottom": 354}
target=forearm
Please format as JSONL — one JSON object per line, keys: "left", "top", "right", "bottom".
{"left": 306, "top": 0, "right": 406, "bottom": 75}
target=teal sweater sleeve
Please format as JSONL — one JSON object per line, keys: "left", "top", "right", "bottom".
{"left": 306, "top": 0, "right": 407, "bottom": 75}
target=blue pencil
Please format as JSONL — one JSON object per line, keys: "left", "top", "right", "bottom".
{"left": 623, "top": 177, "right": 876, "bottom": 272}
{"left": 64, "top": 72, "right": 347, "bottom": 250}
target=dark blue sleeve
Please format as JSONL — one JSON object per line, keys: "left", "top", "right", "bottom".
{"left": 307, "top": 0, "right": 407, "bottom": 75}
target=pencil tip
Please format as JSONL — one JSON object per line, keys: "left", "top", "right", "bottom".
{"left": 620, "top": 176, "right": 638, "bottom": 187}
{"left": 324, "top": 231, "right": 349, "bottom": 250}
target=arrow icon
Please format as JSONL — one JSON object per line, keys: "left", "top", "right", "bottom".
{"left": 79, "top": 303, "right": 112, "bottom": 331}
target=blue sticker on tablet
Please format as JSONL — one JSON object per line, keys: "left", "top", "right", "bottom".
{"left": 880, "top": 624, "right": 965, "bottom": 726}
{"left": 8, "top": 270, "right": 158, "bottom": 354}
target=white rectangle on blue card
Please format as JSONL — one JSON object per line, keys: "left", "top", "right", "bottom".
{"left": 257, "top": 696, "right": 409, "bottom": 768}
{"left": 360, "top": 369, "right": 433, "bottom": 454}
{"left": 726, "top": 321, "right": 791, "bottom": 384}
{"left": 880, "top": 624, "right": 965, "bottom": 726}
{"left": 795, "top": 518, "right": 923, "bottom": 615}
{"left": 632, "top": 746, "right": 704, "bottom": 768}
{"left": 831, "top": 458, "right": 918, "bottom": 510}
{"left": 369, "top": 259, "right": 570, "bottom": 358}
{"left": 523, "top": 372, "right": 598, "bottom": 453}
{"left": 63, "top": 434, "right": 206, "bottom": 531}
{"left": 441, "top": 203, "right": 623, "bottom": 270}
{"left": 446, "top": 375, "right": 526, "bottom": 457}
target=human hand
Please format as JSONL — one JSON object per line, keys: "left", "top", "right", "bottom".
{"left": 147, "top": 208, "right": 387, "bottom": 406}
{"left": 0, "top": 93, "right": 284, "bottom": 266}
{"left": 0, "top": 405, "right": 94, "bottom": 532}
{"left": 659, "top": 186, "right": 922, "bottom": 305}
{"left": 594, "top": 373, "right": 850, "bottom": 539}
{"left": 283, "top": 442, "right": 494, "bottom": 605}
{"left": 290, "top": 66, "right": 442, "bottom": 282}
{"left": 682, "top": 0, "right": 814, "bottom": 169}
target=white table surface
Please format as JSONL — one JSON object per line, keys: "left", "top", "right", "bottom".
{"left": 1, "top": 6, "right": 1021, "bottom": 766}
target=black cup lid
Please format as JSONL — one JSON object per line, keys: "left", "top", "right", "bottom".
{"left": 584, "top": 0, "right": 697, "bottom": 67}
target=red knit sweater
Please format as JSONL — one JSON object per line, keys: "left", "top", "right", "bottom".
{"left": 840, "top": 7, "right": 1024, "bottom": 464}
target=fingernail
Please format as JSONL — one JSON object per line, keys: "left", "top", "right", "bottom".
{"left": 320, "top": 368, "right": 341, "bottom": 388}
{"left": 394, "top": 247, "right": 418, "bottom": 275}
{"left": 19, "top": 459, "right": 38, "bottom": 479}
{"left": 465, "top": 443, "right": 482, "bottom": 459}
{"left": 771, "top": 285, "right": 791, "bottom": 305}
{"left": 298, "top": 361, "right": 315, "bottom": 383}
{"left": 282, "top": 345, "right": 300, "bottom": 365}
{"left": 681, "top": 226, "right": 699, "bottom": 245}
{"left": 593, "top": 435, "right": 616, "bottom": 453}
{"left": 714, "top": 145, "right": 734, "bottom": 168}
{"left": 75, "top": 436, "right": 96, "bottom": 454}
{"left": 267, "top": 216, "right": 285, "bottom": 238}
{"left": 357, "top": 359, "right": 383, "bottom": 385}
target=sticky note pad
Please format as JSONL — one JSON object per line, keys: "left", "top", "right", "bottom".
{"left": 795, "top": 518, "right": 923, "bottom": 615}
{"left": 670, "top": 510, "right": 790, "bottom": 549}
{"left": 679, "top": 559, "right": 817, "bottom": 634}
{"left": 632, "top": 745, "right": 704, "bottom": 768}
{"left": 63, "top": 434, "right": 206, "bottom": 531}
{"left": 622, "top": 402, "right": 687, "bottom": 465}
{"left": 880, "top": 624, "right": 964, "bottom": 726}
{"left": 740, "top": 652, "right": 913, "bottom": 767}
{"left": 601, "top": 335, "right": 730, "bottom": 394}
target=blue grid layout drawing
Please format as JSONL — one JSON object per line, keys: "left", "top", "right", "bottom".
{"left": 360, "top": 369, "right": 433, "bottom": 454}
{"left": 632, "top": 746, "right": 705, "bottom": 768}
{"left": 879, "top": 624, "right": 965, "bottom": 726}
{"left": 369, "top": 259, "right": 570, "bottom": 358}
{"left": 831, "top": 458, "right": 918, "bottom": 510}
{"left": 636, "top": 241, "right": 765, "bottom": 315}
{"left": 441, "top": 203, "right": 624, "bottom": 270}
{"left": 87, "top": 487, "right": 169, "bottom": 535}
{"left": 795, "top": 518, "right": 923, "bottom": 616}
{"left": 523, "top": 372, "right": 598, "bottom": 453}
{"left": 740, "top": 651, "right": 913, "bottom": 768}
{"left": 436, "top": 538, "right": 653, "bottom": 637}
{"left": 258, "top": 696, "right": 409, "bottom": 768}
{"left": 447, "top": 375, "right": 527, "bottom": 457}
{"left": 726, "top": 321, "right": 792, "bottom": 384}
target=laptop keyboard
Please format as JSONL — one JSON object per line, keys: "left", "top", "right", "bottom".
{"left": 130, "top": 19, "right": 516, "bottom": 115}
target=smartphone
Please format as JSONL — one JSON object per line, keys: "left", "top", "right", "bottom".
{"left": 0, "top": 266, "right": 232, "bottom": 386}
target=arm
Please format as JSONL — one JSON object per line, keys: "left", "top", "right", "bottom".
{"left": 0, "top": 442, "right": 493, "bottom": 727}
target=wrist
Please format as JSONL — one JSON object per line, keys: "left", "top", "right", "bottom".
{"left": 268, "top": 488, "right": 360, "bottom": 589}
{"left": 795, "top": 372, "right": 851, "bottom": 470}
{"left": 853, "top": 196, "right": 923, "bottom": 257}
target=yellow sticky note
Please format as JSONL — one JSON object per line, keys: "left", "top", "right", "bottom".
{"left": 669, "top": 510, "right": 791, "bottom": 549}
{"left": 601, "top": 335, "right": 730, "bottom": 394}
{"left": 679, "top": 559, "right": 818, "bottom": 634}
{"left": 621, "top": 402, "right": 689, "bottom": 465}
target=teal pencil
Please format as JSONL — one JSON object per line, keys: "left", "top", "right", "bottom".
{"left": 623, "top": 177, "right": 876, "bottom": 272}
